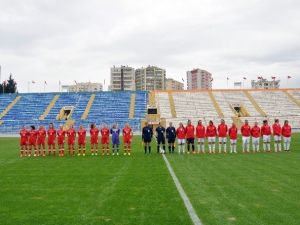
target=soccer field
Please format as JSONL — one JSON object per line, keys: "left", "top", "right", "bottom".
{"left": 0, "top": 135, "right": 299, "bottom": 225}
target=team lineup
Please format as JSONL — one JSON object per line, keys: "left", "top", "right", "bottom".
{"left": 19, "top": 118, "right": 292, "bottom": 157}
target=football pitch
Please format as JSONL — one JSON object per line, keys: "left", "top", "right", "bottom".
{"left": 0, "top": 135, "right": 299, "bottom": 225}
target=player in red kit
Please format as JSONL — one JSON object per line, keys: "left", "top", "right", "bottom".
{"left": 196, "top": 120, "right": 205, "bottom": 153}
{"left": 47, "top": 123, "right": 56, "bottom": 156}
{"left": 261, "top": 120, "right": 271, "bottom": 152}
{"left": 282, "top": 120, "right": 292, "bottom": 151}
{"left": 19, "top": 126, "right": 29, "bottom": 157}
{"left": 37, "top": 126, "right": 46, "bottom": 156}
{"left": 77, "top": 125, "right": 87, "bottom": 156}
{"left": 241, "top": 120, "right": 251, "bottom": 153}
{"left": 123, "top": 123, "right": 133, "bottom": 155}
{"left": 57, "top": 125, "right": 66, "bottom": 157}
{"left": 206, "top": 120, "right": 217, "bottom": 154}
{"left": 90, "top": 123, "right": 99, "bottom": 156}
{"left": 176, "top": 122, "right": 186, "bottom": 154}
{"left": 186, "top": 120, "right": 195, "bottom": 154}
{"left": 28, "top": 126, "right": 37, "bottom": 157}
{"left": 67, "top": 125, "right": 76, "bottom": 156}
{"left": 228, "top": 123, "right": 238, "bottom": 153}
{"left": 218, "top": 119, "right": 228, "bottom": 153}
{"left": 251, "top": 122, "right": 261, "bottom": 153}
{"left": 272, "top": 119, "right": 282, "bottom": 152}
{"left": 101, "top": 124, "right": 110, "bottom": 155}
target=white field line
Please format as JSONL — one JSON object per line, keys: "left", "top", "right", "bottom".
{"left": 162, "top": 154, "right": 203, "bottom": 225}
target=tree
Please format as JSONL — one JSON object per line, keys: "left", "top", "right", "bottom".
{"left": 0, "top": 73, "right": 17, "bottom": 94}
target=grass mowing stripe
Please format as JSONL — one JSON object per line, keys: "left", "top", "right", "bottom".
{"left": 162, "top": 154, "right": 203, "bottom": 225}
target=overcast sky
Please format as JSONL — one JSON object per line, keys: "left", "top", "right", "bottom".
{"left": 0, "top": 0, "right": 299, "bottom": 92}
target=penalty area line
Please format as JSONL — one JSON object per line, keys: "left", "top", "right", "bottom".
{"left": 162, "top": 154, "right": 203, "bottom": 225}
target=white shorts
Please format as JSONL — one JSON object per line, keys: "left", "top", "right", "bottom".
{"left": 218, "top": 137, "right": 227, "bottom": 143}
{"left": 178, "top": 139, "right": 185, "bottom": 145}
{"left": 230, "top": 139, "right": 237, "bottom": 144}
{"left": 263, "top": 135, "right": 271, "bottom": 143}
{"left": 274, "top": 135, "right": 281, "bottom": 142}
{"left": 242, "top": 136, "right": 250, "bottom": 145}
{"left": 283, "top": 137, "right": 291, "bottom": 143}
{"left": 207, "top": 137, "right": 216, "bottom": 143}
{"left": 197, "top": 138, "right": 205, "bottom": 143}
{"left": 252, "top": 137, "right": 260, "bottom": 145}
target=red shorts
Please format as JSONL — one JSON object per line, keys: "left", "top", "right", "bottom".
{"left": 101, "top": 137, "right": 109, "bottom": 145}
{"left": 78, "top": 138, "right": 85, "bottom": 145}
{"left": 57, "top": 138, "right": 64, "bottom": 145}
{"left": 68, "top": 138, "right": 75, "bottom": 145}
{"left": 48, "top": 138, "right": 55, "bottom": 145}
{"left": 20, "top": 138, "right": 28, "bottom": 145}
{"left": 123, "top": 137, "right": 132, "bottom": 144}
{"left": 37, "top": 138, "right": 45, "bottom": 145}
{"left": 29, "top": 139, "right": 37, "bottom": 145}
{"left": 91, "top": 136, "right": 98, "bottom": 144}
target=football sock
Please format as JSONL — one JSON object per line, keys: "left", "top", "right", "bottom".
{"left": 287, "top": 143, "right": 290, "bottom": 150}
{"left": 212, "top": 144, "right": 215, "bottom": 153}
{"left": 172, "top": 146, "right": 175, "bottom": 153}
{"left": 168, "top": 146, "right": 171, "bottom": 153}
{"left": 267, "top": 144, "right": 270, "bottom": 151}
{"left": 197, "top": 144, "right": 200, "bottom": 152}
{"left": 208, "top": 144, "right": 211, "bottom": 153}
{"left": 218, "top": 144, "right": 221, "bottom": 153}
{"left": 148, "top": 146, "right": 151, "bottom": 154}
{"left": 192, "top": 144, "right": 194, "bottom": 151}
{"left": 201, "top": 144, "right": 205, "bottom": 153}
{"left": 278, "top": 143, "right": 281, "bottom": 151}
{"left": 157, "top": 145, "right": 160, "bottom": 153}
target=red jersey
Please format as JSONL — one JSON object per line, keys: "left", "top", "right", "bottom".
{"left": 228, "top": 126, "right": 238, "bottom": 139}
{"left": 282, "top": 125, "right": 292, "bottom": 137}
{"left": 206, "top": 125, "right": 217, "bottom": 137}
{"left": 67, "top": 128, "right": 76, "bottom": 139}
{"left": 251, "top": 126, "right": 261, "bottom": 138}
{"left": 57, "top": 130, "right": 66, "bottom": 142}
{"left": 47, "top": 128, "right": 56, "bottom": 139}
{"left": 123, "top": 127, "right": 132, "bottom": 139}
{"left": 29, "top": 130, "right": 37, "bottom": 144}
{"left": 218, "top": 124, "right": 228, "bottom": 137}
{"left": 101, "top": 128, "right": 110, "bottom": 138}
{"left": 186, "top": 125, "right": 195, "bottom": 138}
{"left": 272, "top": 123, "right": 281, "bottom": 136}
{"left": 78, "top": 128, "right": 86, "bottom": 139}
{"left": 196, "top": 125, "right": 205, "bottom": 138}
{"left": 90, "top": 128, "right": 99, "bottom": 137}
{"left": 176, "top": 127, "right": 186, "bottom": 139}
{"left": 241, "top": 124, "right": 251, "bottom": 137}
{"left": 20, "top": 129, "right": 29, "bottom": 140}
{"left": 261, "top": 124, "right": 271, "bottom": 136}
{"left": 37, "top": 128, "right": 46, "bottom": 140}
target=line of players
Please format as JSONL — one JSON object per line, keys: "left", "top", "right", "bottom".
{"left": 19, "top": 123, "right": 133, "bottom": 157}
{"left": 142, "top": 119, "right": 292, "bottom": 154}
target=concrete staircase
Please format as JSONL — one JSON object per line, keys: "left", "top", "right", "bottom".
{"left": 0, "top": 96, "right": 22, "bottom": 119}
{"left": 243, "top": 91, "right": 267, "bottom": 116}
{"left": 149, "top": 91, "right": 156, "bottom": 106}
{"left": 168, "top": 92, "right": 177, "bottom": 118}
{"left": 283, "top": 90, "right": 300, "bottom": 108}
{"left": 39, "top": 95, "right": 60, "bottom": 120}
{"left": 81, "top": 94, "right": 95, "bottom": 120}
{"left": 208, "top": 91, "right": 224, "bottom": 117}
{"left": 128, "top": 93, "right": 136, "bottom": 119}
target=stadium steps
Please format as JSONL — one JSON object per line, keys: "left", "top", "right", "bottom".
{"left": 208, "top": 91, "right": 224, "bottom": 117}
{"left": 148, "top": 91, "right": 156, "bottom": 106}
{"left": 0, "top": 95, "right": 22, "bottom": 119}
{"left": 243, "top": 91, "right": 267, "bottom": 116}
{"left": 168, "top": 91, "right": 177, "bottom": 118}
{"left": 128, "top": 93, "right": 136, "bottom": 119}
{"left": 81, "top": 94, "right": 95, "bottom": 120}
{"left": 283, "top": 90, "right": 300, "bottom": 108}
{"left": 39, "top": 95, "right": 60, "bottom": 120}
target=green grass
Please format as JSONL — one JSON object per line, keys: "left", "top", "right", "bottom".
{"left": 0, "top": 134, "right": 299, "bottom": 225}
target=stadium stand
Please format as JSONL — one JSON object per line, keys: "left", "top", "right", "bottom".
{"left": 0, "top": 91, "right": 148, "bottom": 134}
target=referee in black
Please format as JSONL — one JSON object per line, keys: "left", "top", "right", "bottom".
{"left": 156, "top": 122, "right": 166, "bottom": 154}
{"left": 166, "top": 122, "right": 176, "bottom": 153}
{"left": 142, "top": 122, "right": 153, "bottom": 154}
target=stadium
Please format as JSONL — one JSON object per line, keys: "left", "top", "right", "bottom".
{"left": 0, "top": 88, "right": 299, "bottom": 225}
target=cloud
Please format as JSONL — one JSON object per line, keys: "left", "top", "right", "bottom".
{"left": 0, "top": 0, "right": 299, "bottom": 92}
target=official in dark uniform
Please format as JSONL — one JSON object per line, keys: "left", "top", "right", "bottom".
{"left": 142, "top": 122, "right": 153, "bottom": 154}
{"left": 166, "top": 122, "right": 176, "bottom": 153}
{"left": 156, "top": 123, "right": 166, "bottom": 154}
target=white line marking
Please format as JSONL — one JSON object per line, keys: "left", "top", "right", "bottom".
{"left": 162, "top": 154, "right": 203, "bottom": 225}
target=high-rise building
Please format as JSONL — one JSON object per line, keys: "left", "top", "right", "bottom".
{"left": 186, "top": 69, "right": 212, "bottom": 90}
{"left": 251, "top": 78, "right": 280, "bottom": 89}
{"left": 135, "top": 66, "right": 166, "bottom": 91}
{"left": 110, "top": 66, "right": 135, "bottom": 91}
{"left": 166, "top": 78, "right": 184, "bottom": 90}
